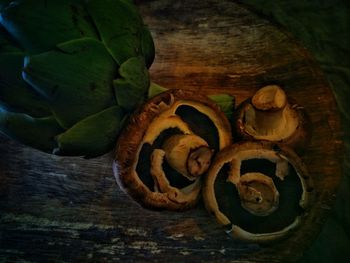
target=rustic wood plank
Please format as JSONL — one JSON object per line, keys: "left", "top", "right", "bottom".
{"left": 0, "top": 0, "right": 343, "bottom": 262}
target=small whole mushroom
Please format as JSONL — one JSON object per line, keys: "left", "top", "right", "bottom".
{"left": 114, "top": 89, "right": 232, "bottom": 210}
{"left": 235, "top": 85, "right": 311, "bottom": 153}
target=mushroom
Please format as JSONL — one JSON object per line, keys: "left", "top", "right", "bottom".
{"left": 114, "top": 89, "right": 232, "bottom": 210}
{"left": 203, "top": 141, "right": 314, "bottom": 243}
{"left": 235, "top": 85, "right": 311, "bottom": 153}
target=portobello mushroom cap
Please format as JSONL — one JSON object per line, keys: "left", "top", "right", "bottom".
{"left": 203, "top": 141, "right": 314, "bottom": 243}
{"left": 235, "top": 85, "right": 311, "bottom": 153}
{"left": 114, "top": 89, "right": 232, "bottom": 211}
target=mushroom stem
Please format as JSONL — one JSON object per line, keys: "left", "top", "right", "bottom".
{"left": 162, "top": 134, "right": 214, "bottom": 180}
{"left": 250, "top": 85, "right": 287, "bottom": 136}
{"left": 187, "top": 146, "right": 214, "bottom": 178}
{"left": 150, "top": 149, "right": 201, "bottom": 204}
{"left": 252, "top": 85, "right": 287, "bottom": 111}
{"left": 253, "top": 108, "right": 287, "bottom": 135}
{"left": 237, "top": 184, "right": 263, "bottom": 204}
{"left": 237, "top": 172, "right": 279, "bottom": 216}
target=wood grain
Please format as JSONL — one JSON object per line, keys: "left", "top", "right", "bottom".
{"left": 0, "top": 0, "right": 343, "bottom": 262}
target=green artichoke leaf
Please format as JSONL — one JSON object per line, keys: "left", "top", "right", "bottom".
{"left": 54, "top": 105, "right": 125, "bottom": 158}
{"left": 147, "top": 82, "right": 168, "bottom": 98}
{"left": 0, "top": 109, "right": 64, "bottom": 152}
{"left": 0, "top": 0, "right": 98, "bottom": 53}
{"left": 0, "top": 52, "right": 51, "bottom": 117}
{"left": 86, "top": 0, "right": 147, "bottom": 65}
{"left": 23, "top": 37, "right": 118, "bottom": 129}
{"left": 140, "top": 25, "right": 155, "bottom": 68}
{"left": 113, "top": 56, "right": 150, "bottom": 111}
{"left": 208, "top": 94, "right": 235, "bottom": 120}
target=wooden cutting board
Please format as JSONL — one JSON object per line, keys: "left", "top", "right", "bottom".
{"left": 0, "top": 0, "right": 343, "bottom": 262}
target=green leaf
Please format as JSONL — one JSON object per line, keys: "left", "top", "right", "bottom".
{"left": 0, "top": 52, "right": 51, "bottom": 117}
{"left": 23, "top": 37, "right": 118, "bottom": 129}
{"left": 54, "top": 105, "right": 125, "bottom": 158}
{"left": 86, "top": 0, "right": 145, "bottom": 65}
{"left": 147, "top": 82, "right": 168, "bottom": 98}
{"left": 141, "top": 26, "right": 155, "bottom": 68}
{"left": 113, "top": 56, "right": 149, "bottom": 111}
{"left": 0, "top": 0, "right": 98, "bottom": 53}
{"left": 208, "top": 94, "right": 235, "bottom": 119}
{"left": 0, "top": 109, "right": 64, "bottom": 152}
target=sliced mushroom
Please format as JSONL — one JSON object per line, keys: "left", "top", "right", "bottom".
{"left": 235, "top": 85, "right": 311, "bottom": 153}
{"left": 114, "top": 89, "right": 232, "bottom": 211}
{"left": 203, "top": 141, "right": 314, "bottom": 243}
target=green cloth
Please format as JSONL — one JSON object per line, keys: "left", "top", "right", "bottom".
{"left": 239, "top": 1, "right": 350, "bottom": 261}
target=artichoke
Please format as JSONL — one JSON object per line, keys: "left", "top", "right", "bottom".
{"left": 0, "top": 0, "right": 154, "bottom": 157}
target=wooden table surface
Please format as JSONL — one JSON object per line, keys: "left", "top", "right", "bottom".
{"left": 0, "top": 0, "right": 343, "bottom": 262}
